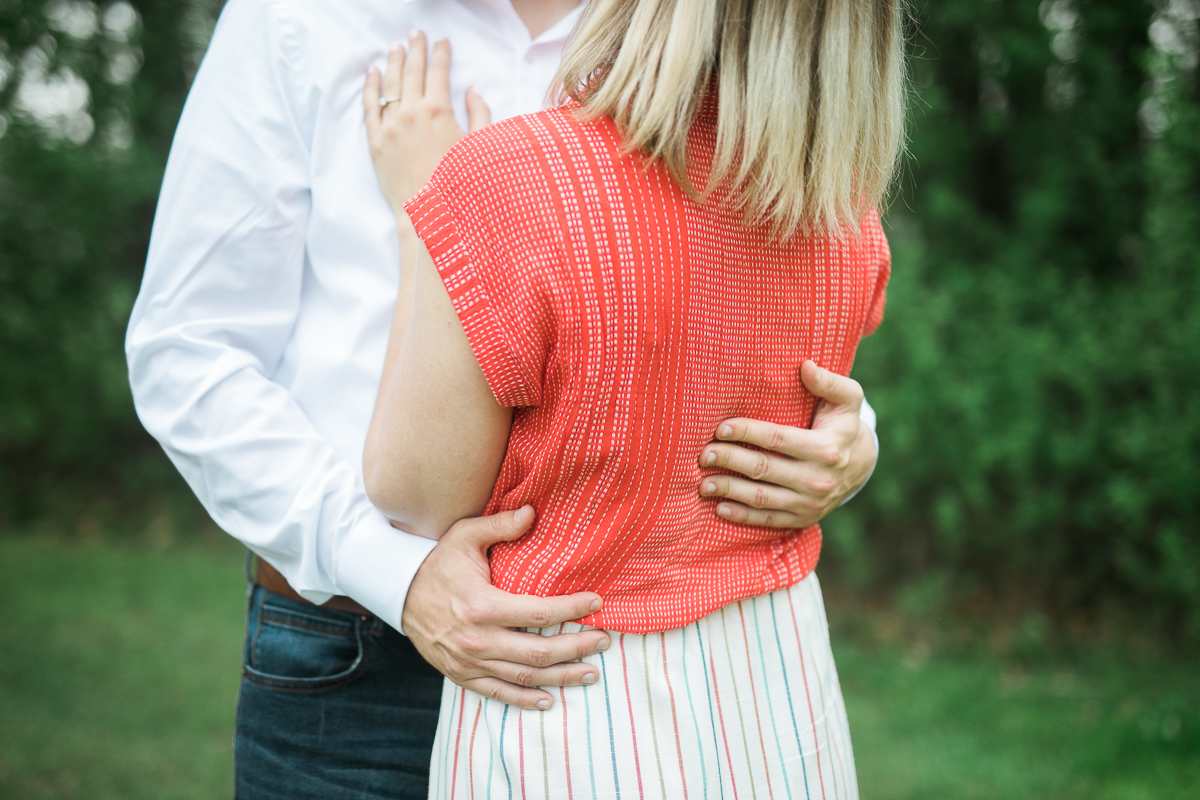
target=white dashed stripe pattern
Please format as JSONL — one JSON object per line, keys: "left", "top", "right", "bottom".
{"left": 405, "top": 100, "right": 890, "bottom": 634}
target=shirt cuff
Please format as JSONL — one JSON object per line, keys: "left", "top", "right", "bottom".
{"left": 333, "top": 509, "right": 438, "bottom": 635}
{"left": 837, "top": 396, "right": 879, "bottom": 508}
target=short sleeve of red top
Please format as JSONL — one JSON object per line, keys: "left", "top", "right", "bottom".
{"left": 402, "top": 185, "right": 541, "bottom": 408}
{"left": 404, "top": 126, "right": 564, "bottom": 409}
{"left": 404, "top": 106, "right": 890, "bottom": 634}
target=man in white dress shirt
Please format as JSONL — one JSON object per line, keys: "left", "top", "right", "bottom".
{"left": 125, "top": 1, "right": 881, "bottom": 796}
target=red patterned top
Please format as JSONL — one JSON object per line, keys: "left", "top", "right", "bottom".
{"left": 404, "top": 102, "right": 890, "bottom": 633}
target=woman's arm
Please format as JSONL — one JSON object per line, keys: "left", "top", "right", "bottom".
{"left": 364, "top": 225, "right": 513, "bottom": 539}
{"left": 361, "top": 32, "right": 503, "bottom": 537}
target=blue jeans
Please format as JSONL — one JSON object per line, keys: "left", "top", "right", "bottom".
{"left": 234, "top": 584, "right": 443, "bottom": 799}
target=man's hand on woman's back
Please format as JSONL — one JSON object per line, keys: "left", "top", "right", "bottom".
{"left": 698, "top": 360, "right": 877, "bottom": 528}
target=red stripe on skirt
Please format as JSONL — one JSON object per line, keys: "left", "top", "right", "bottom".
{"left": 557, "top": 686, "right": 575, "bottom": 799}
{"left": 518, "top": 712, "right": 527, "bottom": 799}
{"left": 707, "top": 639, "right": 741, "bottom": 800}
{"left": 787, "top": 586, "right": 827, "bottom": 800}
{"left": 451, "top": 687, "right": 468, "bottom": 800}
{"left": 468, "top": 701, "right": 483, "bottom": 800}
{"left": 558, "top": 621, "right": 575, "bottom": 800}
{"left": 661, "top": 631, "right": 690, "bottom": 800}
{"left": 738, "top": 603, "right": 776, "bottom": 800}
{"left": 619, "top": 634, "right": 647, "bottom": 798}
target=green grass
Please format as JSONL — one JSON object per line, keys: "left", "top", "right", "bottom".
{"left": 838, "top": 641, "right": 1199, "bottom": 799}
{"left": 0, "top": 534, "right": 1196, "bottom": 799}
{"left": 0, "top": 534, "right": 246, "bottom": 799}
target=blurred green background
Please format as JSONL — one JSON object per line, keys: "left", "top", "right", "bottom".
{"left": 1, "top": 0, "right": 1197, "bottom": 797}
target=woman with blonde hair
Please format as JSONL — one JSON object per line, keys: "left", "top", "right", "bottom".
{"left": 364, "top": 0, "right": 905, "bottom": 796}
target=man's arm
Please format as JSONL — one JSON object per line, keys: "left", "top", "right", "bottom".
{"left": 125, "top": 0, "right": 435, "bottom": 628}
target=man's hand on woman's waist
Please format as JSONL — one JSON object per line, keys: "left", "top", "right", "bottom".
{"left": 698, "top": 360, "right": 877, "bottom": 528}
{"left": 400, "top": 506, "right": 610, "bottom": 711}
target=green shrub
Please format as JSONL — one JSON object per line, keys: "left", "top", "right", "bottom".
{"left": 823, "top": 0, "right": 1200, "bottom": 633}
{"left": 0, "top": 2, "right": 215, "bottom": 517}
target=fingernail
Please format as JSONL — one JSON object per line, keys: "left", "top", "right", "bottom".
{"left": 718, "top": 505, "right": 732, "bottom": 518}
{"left": 582, "top": 672, "right": 597, "bottom": 685}
{"left": 513, "top": 507, "right": 527, "bottom": 525}
{"left": 466, "top": 85, "right": 477, "bottom": 98}
{"left": 705, "top": 452, "right": 716, "bottom": 465}
{"left": 389, "top": 41, "right": 402, "bottom": 52}
{"left": 720, "top": 425, "right": 733, "bottom": 439}
{"left": 590, "top": 598, "right": 602, "bottom": 613}
{"left": 597, "top": 636, "right": 610, "bottom": 652}
{"left": 435, "top": 35, "right": 449, "bottom": 44}
{"left": 410, "top": 28, "right": 422, "bottom": 39}
{"left": 704, "top": 482, "right": 716, "bottom": 495}
{"left": 537, "top": 699, "right": 551, "bottom": 710}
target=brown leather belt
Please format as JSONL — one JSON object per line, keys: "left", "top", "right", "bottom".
{"left": 255, "top": 558, "right": 373, "bottom": 617}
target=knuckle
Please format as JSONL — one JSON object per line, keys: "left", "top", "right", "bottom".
{"left": 457, "top": 631, "right": 486, "bottom": 656}
{"left": 529, "top": 645, "right": 553, "bottom": 669}
{"left": 750, "top": 453, "right": 772, "bottom": 481}
{"left": 820, "top": 446, "right": 842, "bottom": 467}
{"left": 801, "top": 496, "right": 826, "bottom": 513}
{"left": 513, "top": 667, "right": 536, "bottom": 687}
{"left": 462, "top": 597, "right": 492, "bottom": 623}
{"left": 764, "top": 426, "right": 787, "bottom": 451}
{"left": 808, "top": 476, "right": 837, "bottom": 497}
{"left": 529, "top": 605, "right": 555, "bottom": 629}
{"left": 752, "top": 486, "right": 770, "bottom": 509}
{"left": 451, "top": 660, "right": 479, "bottom": 684}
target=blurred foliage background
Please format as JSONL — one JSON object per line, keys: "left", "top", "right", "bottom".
{"left": 824, "top": 0, "right": 1200, "bottom": 640}
{"left": 1, "top": 0, "right": 1198, "bottom": 636}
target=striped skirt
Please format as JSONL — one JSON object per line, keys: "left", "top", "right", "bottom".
{"left": 427, "top": 572, "right": 857, "bottom": 800}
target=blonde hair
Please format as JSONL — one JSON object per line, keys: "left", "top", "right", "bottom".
{"left": 555, "top": 0, "right": 907, "bottom": 236}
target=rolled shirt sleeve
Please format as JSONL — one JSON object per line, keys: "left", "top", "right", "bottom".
{"left": 840, "top": 396, "right": 878, "bottom": 507}
{"left": 125, "top": 0, "right": 434, "bottom": 631}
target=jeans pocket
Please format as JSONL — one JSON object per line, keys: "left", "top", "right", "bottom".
{"left": 243, "top": 598, "right": 369, "bottom": 692}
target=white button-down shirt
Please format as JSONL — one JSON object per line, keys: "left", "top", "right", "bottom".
{"left": 126, "top": 0, "right": 876, "bottom": 634}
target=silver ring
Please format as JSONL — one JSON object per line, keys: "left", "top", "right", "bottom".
{"left": 379, "top": 96, "right": 402, "bottom": 108}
